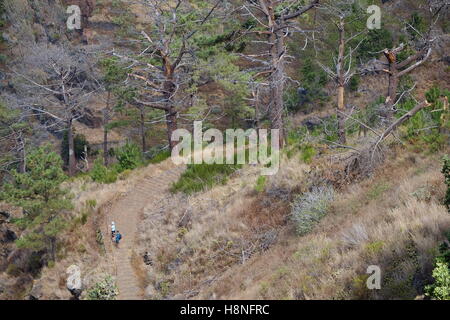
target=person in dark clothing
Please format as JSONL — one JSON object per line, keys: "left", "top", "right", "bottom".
{"left": 115, "top": 231, "right": 122, "bottom": 245}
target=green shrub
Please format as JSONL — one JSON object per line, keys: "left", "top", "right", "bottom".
{"left": 86, "top": 276, "right": 118, "bottom": 300}
{"left": 297, "top": 58, "right": 329, "bottom": 107}
{"left": 171, "top": 163, "right": 241, "bottom": 195}
{"left": 90, "top": 159, "right": 118, "bottom": 184}
{"left": 425, "top": 258, "right": 450, "bottom": 300}
{"left": 300, "top": 144, "right": 316, "bottom": 164}
{"left": 349, "top": 75, "right": 360, "bottom": 92}
{"left": 291, "top": 186, "right": 334, "bottom": 236}
{"left": 116, "top": 143, "right": 142, "bottom": 171}
{"left": 406, "top": 12, "right": 427, "bottom": 41}
{"left": 425, "top": 230, "right": 450, "bottom": 300}
{"left": 255, "top": 176, "right": 267, "bottom": 193}
{"left": 401, "top": 87, "right": 449, "bottom": 152}
{"left": 357, "top": 28, "right": 393, "bottom": 62}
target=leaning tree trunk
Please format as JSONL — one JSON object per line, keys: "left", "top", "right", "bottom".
{"left": 336, "top": 20, "right": 347, "bottom": 145}
{"left": 384, "top": 51, "right": 399, "bottom": 119}
{"left": 166, "top": 107, "right": 178, "bottom": 151}
{"left": 67, "top": 119, "right": 76, "bottom": 176}
{"left": 268, "top": 24, "right": 286, "bottom": 147}
{"left": 162, "top": 68, "right": 179, "bottom": 151}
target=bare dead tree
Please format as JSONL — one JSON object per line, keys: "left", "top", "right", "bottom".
{"left": 381, "top": 44, "right": 432, "bottom": 118}
{"left": 112, "top": 0, "right": 222, "bottom": 151}
{"left": 239, "top": 0, "right": 320, "bottom": 147}
{"left": 11, "top": 44, "right": 97, "bottom": 176}
{"left": 380, "top": 1, "right": 446, "bottom": 118}
{"left": 316, "top": 0, "right": 366, "bottom": 144}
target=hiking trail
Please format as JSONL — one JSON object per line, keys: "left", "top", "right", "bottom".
{"left": 104, "top": 163, "right": 186, "bottom": 300}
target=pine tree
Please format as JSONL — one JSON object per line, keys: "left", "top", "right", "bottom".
{"left": 0, "top": 145, "right": 72, "bottom": 260}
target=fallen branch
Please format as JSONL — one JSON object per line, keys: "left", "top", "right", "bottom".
{"left": 370, "top": 100, "right": 431, "bottom": 163}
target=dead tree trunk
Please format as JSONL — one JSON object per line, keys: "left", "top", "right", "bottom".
{"left": 67, "top": 119, "right": 76, "bottom": 176}
{"left": 382, "top": 44, "right": 432, "bottom": 118}
{"left": 244, "top": 0, "right": 319, "bottom": 148}
{"left": 336, "top": 18, "right": 346, "bottom": 144}
{"left": 103, "top": 90, "right": 111, "bottom": 166}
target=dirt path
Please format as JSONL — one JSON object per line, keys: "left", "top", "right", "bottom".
{"left": 104, "top": 164, "right": 186, "bottom": 300}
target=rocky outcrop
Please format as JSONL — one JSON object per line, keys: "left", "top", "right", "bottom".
{"left": 66, "top": 265, "right": 83, "bottom": 299}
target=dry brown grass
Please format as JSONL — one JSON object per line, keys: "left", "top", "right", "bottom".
{"left": 190, "top": 150, "right": 450, "bottom": 300}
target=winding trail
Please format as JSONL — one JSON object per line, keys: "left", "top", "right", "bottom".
{"left": 104, "top": 164, "right": 186, "bottom": 300}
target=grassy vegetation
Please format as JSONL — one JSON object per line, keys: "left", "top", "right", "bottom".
{"left": 147, "top": 150, "right": 171, "bottom": 164}
{"left": 254, "top": 175, "right": 267, "bottom": 193}
{"left": 171, "top": 163, "right": 241, "bottom": 195}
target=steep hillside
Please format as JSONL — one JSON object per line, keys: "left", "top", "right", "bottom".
{"left": 0, "top": 0, "right": 449, "bottom": 301}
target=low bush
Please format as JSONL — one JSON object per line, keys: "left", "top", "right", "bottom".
{"left": 85, "top": 276, "right": 118, "bottom": 300}
{"left": 291, "top": 186, "right": 334, "bottom": 236}
{"left": 300, "top": 144, "right": 316, "bottom": 164}
{"left": 90, "top": 159, "right": 118, "bottom": 184}
{"left": 425, "top": 231, "right": 450, "bottom": 300}
{"left": 116, "top": 143, "right": 142, "bottom": 171}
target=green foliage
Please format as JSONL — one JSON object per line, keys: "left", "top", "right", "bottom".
{"left": 255, "top": 175, "right": 267, "bottom": 193}
{"left": 200, "top": 52, "right": 253, "bottom": 125}
{"left": 425, "top": 257, "right": 450, "bottom": 300}
{"left": 401, "top": 87, "right": 449, "bottom": 152}
{"left": 349, "top": 75, "right": 360, "bottom": 92}
{"left": 0, "top": 146, "right": 72, "bottom": 259}
{"left": 171, "top": 163, "right": 241, "bottom": 195}
{"left": 86, "top": 276, "right": 118, "bottom": 300}
{"left": 115, "top": 143, "right": 143, "bottom": 171}
{"left": 443, "top": 156, "right": 450, "bottom": 211}
{"left": 291, "top": 186, "right": 334, "bottom": 236}
{"left": 425, "top": 230, "right": 450, "bottom": 300}
{"left": 300, "top": 144, "right": 316, "bottom": 164}
{"left": 397, "top": 46, "right": 416, "bottom": 65}
{"left": 294, "top": 57, "right": 328, "bottom": 110}
{"left": 148, "top": 149, "right": 171, "bottom": 164}
{"left": 357, "top": 28, "right": 393, "bottom": 62}
{"left": 406, "top": 12, "right": 427, "bottom": 41}
{"left": 90, "top": 159, "right": 118, "bottom": 184}
{"left": 365, "top": 241, "right": 385, "bottom": 256}
{"left": 99, "top": 57, "right": 128, "bottom": 90}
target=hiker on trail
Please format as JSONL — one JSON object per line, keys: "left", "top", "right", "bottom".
{"left": 115, "top": 231, "right": 122, "bottom": 245}
{"left": 111, "top": 221, "right": 116, "bottom": 239}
